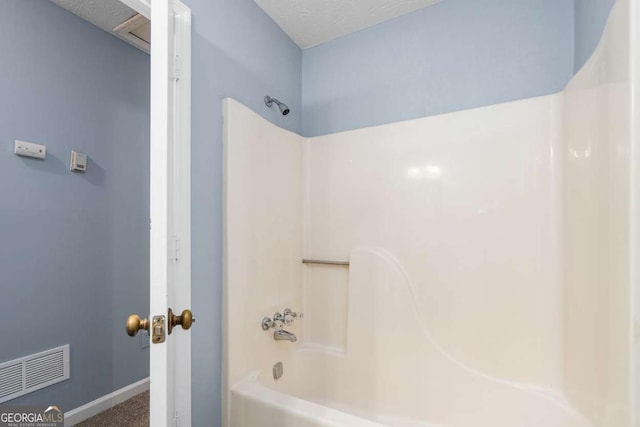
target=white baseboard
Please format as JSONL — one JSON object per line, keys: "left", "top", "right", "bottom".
{"left": 64, "top": 377, "right": 149, "bottom": 426}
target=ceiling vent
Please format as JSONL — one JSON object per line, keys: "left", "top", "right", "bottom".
{"left": 51, "top": 0, "right": 150, "bottom": 54}
{"left": 0, "top": 345, "right": 70, "bottom": 403}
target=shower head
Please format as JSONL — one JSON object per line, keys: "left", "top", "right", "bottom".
{"left": 264, "top": 96, "right": 290, "bottom": 116}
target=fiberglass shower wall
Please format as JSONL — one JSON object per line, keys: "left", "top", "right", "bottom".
{"left": 302, "top": 3, "right": 634, "bottom": 424}
{"left": 223, "top": 0, "right": 639, "bottom": 425}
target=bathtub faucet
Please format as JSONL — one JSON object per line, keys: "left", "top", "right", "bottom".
{"left": 274, "top": 330, "right": 297, "bottom": 342}
{"left": 262, "top": 308, "right": 304, "bottom": 331}
{"left": 262, "top": 308, "right": 302, "bottom": 342}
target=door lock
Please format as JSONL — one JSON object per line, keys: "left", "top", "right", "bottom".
{"left": 151, "top": 315, "right": 166, "bottom": 344}
{"left": 125, "top": 314, "right": 165, "bottom": 343}
{"left": 126, "top": 314, "right": 149, "bottom": 337}
{"left": 168, "top": 308, "right": 195, "bottom": 334}
{"left": 127, "top": 310, "right": 192, "bottom": 342}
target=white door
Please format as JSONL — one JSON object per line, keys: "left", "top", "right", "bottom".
{"left": 124, "top": 0, "right": 192, "bottom": 425}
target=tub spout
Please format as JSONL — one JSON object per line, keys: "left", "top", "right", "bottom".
{"left": 274, "top": 330, "right": 297, "bottom": 342}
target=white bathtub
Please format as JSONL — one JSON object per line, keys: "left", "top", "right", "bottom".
{"left": 230, "top": 373, "right": 439, "bottom": 427}
{"left": 226, "top": 246, "right": 593, "bottom": 427}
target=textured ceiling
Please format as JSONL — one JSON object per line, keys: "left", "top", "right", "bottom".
{"left": 50, "top": 0, "right": 145, "bottom": 51}
{"left": 255, "top": 0, "right": 443, "bottom": 48}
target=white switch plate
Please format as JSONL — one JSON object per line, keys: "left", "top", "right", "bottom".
{"left": 70, "top": 150, "right": 87, "bottom": 172}
{"left": 14, "top": 140, "right": 46, "bottom": 159}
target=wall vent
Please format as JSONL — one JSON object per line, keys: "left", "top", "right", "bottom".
{"left": 0, "top": 345, "right": 70, "bottom": 403}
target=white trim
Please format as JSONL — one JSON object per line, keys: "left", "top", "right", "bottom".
{"left": 169, "top": 2, "right": 192, "bottom": 427}
{"left": 120, "top": 0, "right": 192, "bottom": 425}
{"left": 64, "top": 378, "right": 149, "bottom": 426}
{"left": 149, "top": 0, "right": 172, "bottom": 424}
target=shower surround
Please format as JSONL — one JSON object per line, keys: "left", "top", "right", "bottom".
{"left": 223, "top": 0, "right": 636, "bottom": 425}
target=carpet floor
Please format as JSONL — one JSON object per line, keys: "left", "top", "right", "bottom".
{"left": 75, "top": 390, "right": 149, "bottom": 427}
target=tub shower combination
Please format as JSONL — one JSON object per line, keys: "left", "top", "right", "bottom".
{"left": 223, "top": 2, "right": 638, "bottom": 426}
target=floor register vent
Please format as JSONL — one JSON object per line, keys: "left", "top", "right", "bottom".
{"left": 0, "top": 345, "right": 70, "bottom": 403}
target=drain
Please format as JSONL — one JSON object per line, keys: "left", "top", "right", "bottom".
{"left": 273, "top": 362, "right": 284, "bottom": 380}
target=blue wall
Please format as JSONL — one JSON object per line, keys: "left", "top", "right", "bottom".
{"left": 181, "top": 0, "right": 301, "bottom": 425}
{"left": 0, "top": 0, "right": 300, "bottom": 421}
{"left": 301, "top": 0, "right": 575, "bottom": 136}
{"left": 0, "top": 0, "right": 150, "bottom": 411}
{"left": 301, "top": 0, "right": 619, "bottom": 137}
{"left": 574, "top": 0, "right": 617, "bottom": 71}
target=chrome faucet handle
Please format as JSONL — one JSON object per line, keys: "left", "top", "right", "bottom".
{"left": 262, "top": 315, "right": 284, "bottom": 331}
{"left": 273, "top": 312, "right": 285, "bottom": 329}
{"left": 283, "top": 308, "right": 303, "bottom": 319}
{"left": 264, "top": 311, "right": 301, "bottom": 331}
{"left": 262, "top": 317, "right": 274, "bottom": 331}
{"left": 284, "top": 314, "right": 294, "bottom": 325}
{"left": 283, "top": 308, "right": 304, "bottom": 325}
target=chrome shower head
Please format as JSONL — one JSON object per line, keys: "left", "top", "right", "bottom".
{"left": 265, "top": 96, "right": 290, "bottom": 116}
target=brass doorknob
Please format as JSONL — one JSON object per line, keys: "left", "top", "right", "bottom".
{"left": 126, "top": 314, "right": 149, "bottom": 337}
{"left": 168, "top": 308, "right": 195, "bottom": 334}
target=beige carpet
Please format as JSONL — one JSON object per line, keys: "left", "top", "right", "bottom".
{"left": 75, "top": 390, "right": 149, "bottom": 427}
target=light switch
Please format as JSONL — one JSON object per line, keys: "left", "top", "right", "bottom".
{"left": 70, "top": 150, "right": 87, "bottom": 172}
{"left": 14, "top": 140, "right": 46, "bottom": 159}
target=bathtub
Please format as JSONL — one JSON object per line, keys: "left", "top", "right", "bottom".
{"left": 230, "top": 374, "right": 384, "bottom": 427}
{"left": 230, "top": 373, "right": 438, "bottom": 427}
{"left": 225, "top": 246, "right": 593, "bottom": 427}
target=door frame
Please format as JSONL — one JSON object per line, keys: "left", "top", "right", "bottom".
{"left": 119, "top": 0, "right": 192, "bottom": 425}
